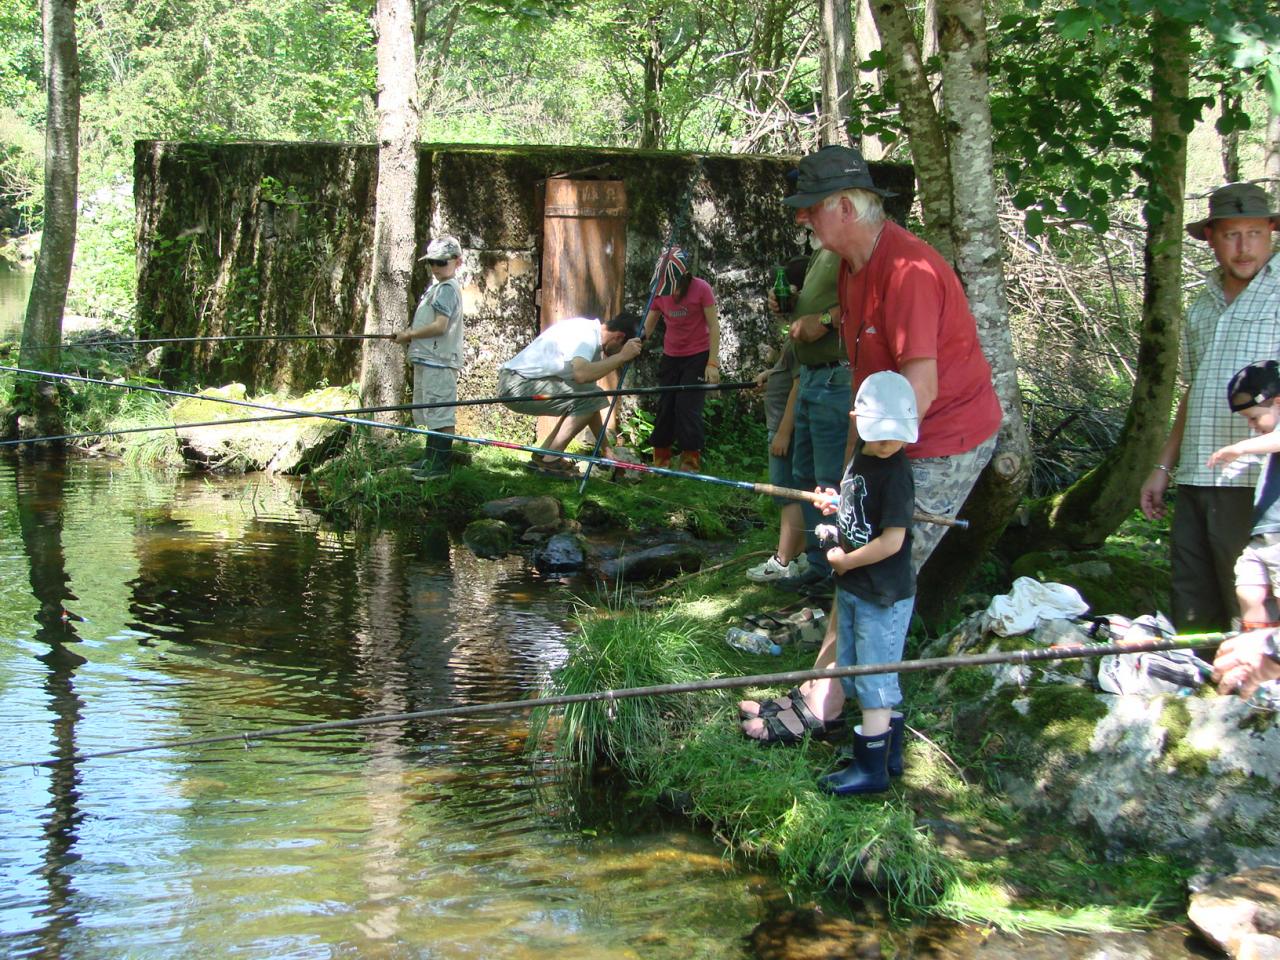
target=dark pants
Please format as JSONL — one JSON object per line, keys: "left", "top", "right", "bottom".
{"left": 649, "top": 351, "right": 708, "bottom": 452}
{"left": 1170, "top": 484, "right": 1255, "bottom": 632}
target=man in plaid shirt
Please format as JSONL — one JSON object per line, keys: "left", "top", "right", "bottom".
{"left": 1140, "top": 182, "right": 1280, "bottom": 632}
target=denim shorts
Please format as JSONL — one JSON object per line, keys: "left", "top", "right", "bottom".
{"left": 836, "top": 587, "right": 914, "bottom": 709}
{"left": 767, "top": 438, "right": 796, "bottom": 505}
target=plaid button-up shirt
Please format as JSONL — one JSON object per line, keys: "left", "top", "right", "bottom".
{"left": 1178, "top": 251, "right": 1280, "bottom": 487}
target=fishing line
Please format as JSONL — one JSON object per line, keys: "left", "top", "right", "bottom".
{"left": 2, "top": 364, "right": 956, "bottom": 523}
{"left": 0, "top": 634, "right": 1223, "bottom": 771}
{"left": 63, "top": 333, "right": 395, "bottom": 348}
{"left": 0, "top": 380, "right": 756, "bottom": 449}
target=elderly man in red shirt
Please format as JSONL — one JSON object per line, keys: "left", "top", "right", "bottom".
{"left": 741, "top": 144, "right": 1003, "bottom": 748}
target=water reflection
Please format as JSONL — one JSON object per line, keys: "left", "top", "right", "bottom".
{"left": 0, "top": 455, "right": 768, "bottom": 958}
{"left": 0, "top": 454, "right": 1215, "bottom": 959}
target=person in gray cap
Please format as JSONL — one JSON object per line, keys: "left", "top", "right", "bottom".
{"left": 394, "top": 235, "right": 465, "bottom": 480}
{"left": 1140, "top": 182, "right": 1280, "bottom": 632}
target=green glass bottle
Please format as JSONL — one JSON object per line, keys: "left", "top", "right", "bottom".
{"left": 773, "top": 265, "right": 792, "bottom": 314}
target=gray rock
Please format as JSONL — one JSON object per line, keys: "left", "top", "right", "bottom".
{"left": 1188, "top": 867, "right": 1280, "bottom": 959}
{"left": 533, "top": 533, "right": 587, "bottom": 574}
{"left": 479, "top": 496, "right": 561, "bottom": 532}
{"left": 463, "top": 518, "right": 513, "bottom": 559}
{"left": 597, "top": 542, "right": 705, "bottom": 582}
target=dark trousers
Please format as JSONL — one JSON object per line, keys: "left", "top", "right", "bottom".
{"left": 649, "top": 351, "right": 708, "bottom": 452}
{"left": 1170, "top": 484, "right": 1255, "bottom": 632}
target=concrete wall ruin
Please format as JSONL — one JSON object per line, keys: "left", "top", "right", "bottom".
{"left": 134, "top": 141, "right": 914, "bottom": 438}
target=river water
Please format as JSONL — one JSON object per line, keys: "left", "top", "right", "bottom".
{"left": 0, "top": 454, "right": 1216, "bottom": 959}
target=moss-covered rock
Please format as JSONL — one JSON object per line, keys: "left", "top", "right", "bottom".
{"left": 463, "top": 518, "right": 513, "bottom": 559}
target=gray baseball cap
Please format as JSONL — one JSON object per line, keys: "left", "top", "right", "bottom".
{"left": 783, "top": 145, "right": 896, "bottom": 209}
{"left": 854, "top": 371, "right": 918, "bottom": 444}
{"left": 1185, "top": 183, "right": 1280, "bottom": 241}
{"left": 420, "top": 235, "right": 462, "bottom": 260}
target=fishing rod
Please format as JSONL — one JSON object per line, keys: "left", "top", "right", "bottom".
{"left": 0, "top": 634, "right": 1223, "bottom": 772}
{"left": 2, "top": 364, "right": 961, "bottom": 526}
{"left": 0, "top": 380, "right": 757, "bottom": 449}
{"left": 64, "top": 333, "right": 395, "bottom": 348}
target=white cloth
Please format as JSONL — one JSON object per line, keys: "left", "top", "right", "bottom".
{"left": 983, "top": 576, "right": 1090, "bottom": 636}
{"left": 500, "top": 316, "right": 600, "bottom": 380}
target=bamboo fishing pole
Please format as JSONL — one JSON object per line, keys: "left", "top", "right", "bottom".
{"left": 1, "top": 364, "right": 963, "bottom": 527}
{"left": 0, "top": 380, "right": 756, "bottom": 449}
{"left": 0, "top": 634, "right": 1224, "bottom": 772}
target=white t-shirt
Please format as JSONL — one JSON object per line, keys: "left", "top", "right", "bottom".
{"left": 501, "top": 317, "right": 601, "bottom": 379}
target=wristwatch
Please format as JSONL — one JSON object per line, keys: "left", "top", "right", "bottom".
{"left": 819, "top": 311, "right": 833, "bottom": 327}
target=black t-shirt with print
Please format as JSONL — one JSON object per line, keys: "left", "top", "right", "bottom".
{"left": 832, "top": 448, "right": 916, "bottom": 606}
{"left": 1253, "top": 450, "right": 1280, "bottom": 535}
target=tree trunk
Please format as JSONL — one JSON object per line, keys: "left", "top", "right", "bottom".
{"left": 819, "top": 0, "right": 855, "bottom": 147}
{"left": 1002, "top": 12, "right": 1189, "bottom": 554}
{"left": 15, "top": 0, "right": 80, "bottom": 440}
{"left": 1220, "top": 86, "right": 1241, "bottom": 182}
{"left": 1265, "top": 104, "right": 1280, "bottom": 208}
{"left": 916, "top": 0, "right": 1029, "bottom": 622}
{"left": 360, "top": 0, "right": 419, "bottom": 422}
{"left": 853, "top": 0, "right": 884, "bottom": 160}
{"left": 868, "top": 0, "right": 953, "bottom": 258}
{"left": 641, "top": 17, "right": 665, "bottom": 149}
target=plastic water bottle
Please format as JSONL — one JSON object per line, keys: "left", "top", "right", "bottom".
{"left": 726, "top": 627, "right": 782, "bottom": 655}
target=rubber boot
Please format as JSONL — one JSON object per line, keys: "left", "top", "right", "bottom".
{"left": 414, "top": 434, "right": 453, "bottom": 479}
{"left": 678, "top": 449, "right": 701, "bottom": 473}
{"left": 652, "top": 446, "right": 673, "bottom": 468}
{"left": 887, "top": 711, "right": 905, "bottom": 778}
{"left": 819, "top": 725, "right": 890, "bottom": 796}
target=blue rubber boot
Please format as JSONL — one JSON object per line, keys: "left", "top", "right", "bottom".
{"left": 887, "top": 711, "right": 905, "bottom": 778}
{"left": 818, "top": 726, "right": 890, "bottom": 796}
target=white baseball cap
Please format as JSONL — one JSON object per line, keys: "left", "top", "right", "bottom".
{"left": 854, "top": 371, "right": 918, "bottom": 443}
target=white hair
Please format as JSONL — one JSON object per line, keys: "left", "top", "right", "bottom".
{"left": 822, "top": 188, "right": 885, "bottom": 226}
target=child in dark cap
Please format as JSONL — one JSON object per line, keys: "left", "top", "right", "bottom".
{"left": 1207, "top": 359, "right": 1280, "bottom": 630}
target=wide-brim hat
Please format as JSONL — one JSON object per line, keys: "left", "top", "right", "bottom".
{"left": 1185, "top": 182, "right": 1280, "bottom": 241}
{"left": 783, "top": 145, "right": 896, "bottom": 209}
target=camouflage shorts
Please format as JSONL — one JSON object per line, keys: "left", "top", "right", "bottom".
{"left": 909, "top": 433, "right": 997, "bottom": 573}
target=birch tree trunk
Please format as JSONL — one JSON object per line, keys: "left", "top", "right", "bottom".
{"left": 916, "top": 0, "right": 1029, "bottom": 619}
{"left": 360, "top": 0, "right": 420, "bottom": 422}
{"left": 1005, "top": 12, "right": 1189, "bottom": 552}
{"left": 14, "top": 0, "right": 79, "bottom": 439}
{"left": 868, "top": 0, "right": 953, "bottom": 257}
{"left": 853, "top": 0, "right": 884, "bottom": 160}
{"left": 818, "top": 0, "right": 855, "bottom": 147}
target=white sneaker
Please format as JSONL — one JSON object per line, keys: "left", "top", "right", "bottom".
{"left": 747, "top": 554, "right": 802, "bottom": 583}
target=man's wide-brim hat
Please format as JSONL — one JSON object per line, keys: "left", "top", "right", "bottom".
{"left": 1185, "top": 182, "right": 1280, "bottom": 241}
{"left": 783, "top": 145, "right": 896, "bottom": 208}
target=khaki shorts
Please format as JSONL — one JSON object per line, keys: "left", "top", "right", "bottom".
{"left": 411, "top": 363, "right": 458, "bottom": 430}
{"left": 498, "top": 367, "right": 608, "bottom": 418}
{"left": 1234, "top": 535, "right": 1280, "bottom": 594}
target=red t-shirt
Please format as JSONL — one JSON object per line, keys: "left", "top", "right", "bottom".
{"left": 652, "top": 277, "right": 716, "bottom": 357}
{"left": 839, "top": 221, "right": 1002, "bottom": 459}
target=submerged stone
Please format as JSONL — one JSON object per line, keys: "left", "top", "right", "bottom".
{"left": 1188, "top": 867, "right": 1280, "bottom": 959}
{"left": 463, "top": 518, "right": 513, "bottom": 559}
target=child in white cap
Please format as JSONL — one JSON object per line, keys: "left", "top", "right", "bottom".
{"left": 394, "top": 235, "right": 465, "bottom": 480}
{"left": 813, "top": 370, "right": 918, "bottom": 794}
